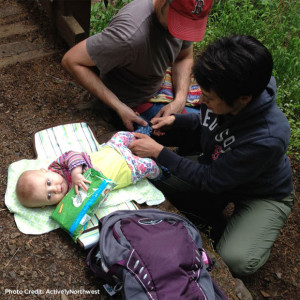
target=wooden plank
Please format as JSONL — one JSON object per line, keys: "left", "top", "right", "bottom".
{"left": 55, "top": 12, "right": 85, "bottom": 47}
{"left": 56, "top": 0, "right": 73, "bottom": 15}
{"left": 0, "top": 22, "right": 39, "bottom": 39}
{"left": 37, "top": 0, "right": 54, "bottom": 17}
{"left": 56, "top": 0, "right": 91, "bottom": 32}
{"left": 67, "top": 0, "right": 91, "bottom": 38}
{"left": 0, "top": 41, "right": 39, "bottom": 59}
{"left": 0, "top": 5, "right": 24, "bottom": 19}
{"left": 37, "top": 0, "right": 91, "bottom": 46}
{"left": 0, "top": 48, "right": 60, "bottom": 68}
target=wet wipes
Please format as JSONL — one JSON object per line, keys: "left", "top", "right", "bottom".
{"left": 51, "top": 168, "right": 116, "bottom": 242}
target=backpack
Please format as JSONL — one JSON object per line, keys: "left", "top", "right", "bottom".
{"left": 87, "top": 208, "right": 228, "bottom": 300}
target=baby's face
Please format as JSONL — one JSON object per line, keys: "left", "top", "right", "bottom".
{"left": 31, "top": 170, "right": 68, "bottom": 207}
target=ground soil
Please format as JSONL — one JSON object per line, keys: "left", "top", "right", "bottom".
{"left": 0, "top": 1, "right": 299, "bottom": 299}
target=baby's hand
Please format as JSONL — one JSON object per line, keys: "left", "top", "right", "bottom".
{"left": 71, "top": 166, "right": 91, "bottom": 194}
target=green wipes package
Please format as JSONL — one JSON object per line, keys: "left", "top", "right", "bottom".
{"left": 51, "top": 168, "right": 116, "bottom": 242}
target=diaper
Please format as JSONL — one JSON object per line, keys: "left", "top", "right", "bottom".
{"left": 51, "top": 168, "right": 116, "bottom": 242}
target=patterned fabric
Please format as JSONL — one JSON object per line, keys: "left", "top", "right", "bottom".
{"left": 48, "top": 132, "right": 161, "bottom": 190}
{"left": 48, "top": 151, "right": 93, "bottom": 191}
{"left": 5, "top": 123, "right": 165, "bottom": 236}
{"left": 149, "top": 67, "right": 202, "bottom": 107}
{"left": 34, "top": 122, "right": 101, "bottom": 160}
{"left": 106, "top": 132, "right": 161, "bottom": 183}
{"left": 134, "top": 117, "right": 153, "bottom": 135}
{"left": 134, "top": 117, "right": 170, "bottom": 179}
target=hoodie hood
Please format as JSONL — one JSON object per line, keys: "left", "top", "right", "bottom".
{"left": 235, "top": 76, "right": 277, "bottom": 120}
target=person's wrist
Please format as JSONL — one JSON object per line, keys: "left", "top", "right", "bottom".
{"left": 71, "top": 166, "right": 82, "bottom": 176}
{"left": 115, "top": 101, "right": 130, "bottom": 115}
{"left": 173, "top": 96, "right": 186, "bottom": 108}
{"left": 153, "top": 144, "right": 164, "bottom": 159}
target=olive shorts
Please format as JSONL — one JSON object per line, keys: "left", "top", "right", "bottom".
{"left": 216, "top": 193, "right": 293, "bottom": 276}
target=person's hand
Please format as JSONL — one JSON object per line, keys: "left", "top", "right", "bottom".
{"left": 154, "top": 101, "right": 185, "bottom": 118}
{"left": 150, "top": 115, "right": 175, "bottom": 136}
{"left": 129, "top": 133, "right": 163, "bottom": 159}
{"left": 117, "top": 104, "right": 147, "bottom": 131}
{"left": 71, "top": 166, "right": 91, "bottom": 194}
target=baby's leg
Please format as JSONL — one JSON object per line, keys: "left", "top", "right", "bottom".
{"left": 131, "top": 156, "right": 161, "bottom": 182}
{"left": 108, "top": 131, "right": 135, "bottom": 148}
{"left": 107, "top": 131, "right": 160, "bottom": 183}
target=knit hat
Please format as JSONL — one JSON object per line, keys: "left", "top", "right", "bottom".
{"left": 168, "top": 0, "right": 213, "bottom": 42}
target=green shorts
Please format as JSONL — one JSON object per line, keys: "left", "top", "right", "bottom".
{"left": 216, "top": 192, "right": 294, "bottom": 276}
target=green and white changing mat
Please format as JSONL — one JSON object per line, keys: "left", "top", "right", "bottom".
{"left": 5, "top": 122, "right": 165, "bottom": 236}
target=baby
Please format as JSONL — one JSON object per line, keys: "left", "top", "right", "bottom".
{"left": 16, "top": 131, "right": 161, "bottom": 208}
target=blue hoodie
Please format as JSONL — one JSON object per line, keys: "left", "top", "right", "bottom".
{"left": 156, "top": 77, "right": 293, "bottom": 201}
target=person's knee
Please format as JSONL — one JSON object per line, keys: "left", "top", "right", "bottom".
{"left": 217, "top": 243, "right": 270, "bottom": 277}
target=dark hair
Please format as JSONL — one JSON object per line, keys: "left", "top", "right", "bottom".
{"left": 193, "top": 35, "right": 273, "bottom": 106}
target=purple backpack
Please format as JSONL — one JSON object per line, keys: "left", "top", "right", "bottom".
{"left": 87, "top": 209, "right": 228, "bottom": 299}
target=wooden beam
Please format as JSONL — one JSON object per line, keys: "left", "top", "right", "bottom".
{"left": 37, "top": 0, "right": 91, "bottom": 47}
{"left": 55, "top": 11, "right": 86, "bottom": 47}
{"left": 38, "top": 0, "right": 55, "bottom": 18}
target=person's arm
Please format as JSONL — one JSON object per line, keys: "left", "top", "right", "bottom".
{"left": 130, "top": 130, "right": 284, "bottom": 195}
{"left": 156, "top": 139, "right": 284, "bottom": 194}
{"left": 61, "top": 40, "right": 147, "bottom": 131}
{"left": 48, "top": 151, "right": 92, "bottom": 172}
{"left": 129, "top": 113, "right": 200, "bottom": 152}
{"left": 154, "top": 45, "right": 194, "bottom": 117}
{"left": 151, "top": 112, "right": 201, "bottom": 137}
{"left": 48, "top": 151, "right": 91, "bottom": 194}
{"left": 70, "top": 165, "right": 91, "bottom": 194}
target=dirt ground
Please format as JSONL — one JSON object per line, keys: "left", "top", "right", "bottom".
{"left": 0, "top": 1, "right": 299, "bottom": 299}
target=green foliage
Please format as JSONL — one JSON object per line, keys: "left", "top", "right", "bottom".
{"left": 90, "top": 0, "right": 300, "bottom": 158}
{"left": 90, "top": 0, "right": 130, "bottom": 36}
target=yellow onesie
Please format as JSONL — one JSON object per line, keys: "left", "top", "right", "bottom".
{"left": 89, "top": 146, "right": 132, "bottom": 190}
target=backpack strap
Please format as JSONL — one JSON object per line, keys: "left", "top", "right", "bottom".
{"left": 87, "top": 244, "right": 106, "bottom": 278}
{"left": 212, "top": 278, "right": 229, "bottom": 300}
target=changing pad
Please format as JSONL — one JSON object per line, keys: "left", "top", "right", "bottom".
{"left": 5, "top": 123, "right": 165, "bottom": 235}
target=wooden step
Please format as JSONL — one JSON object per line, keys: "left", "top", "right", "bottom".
{"left": 0, "top": 40, "right": 39, "bottom": 58}
{"left": 0, "top": 4, "right": 24, "bottom": 18}
{"left": 0, "top": 40, "right": 60, "bottom": 68}
{"left": 0, "top": 4, "right": 26, "bottom": 25}
{"left": 0, "top": 22, "right": 39, "bottom": 39}
{"left": 0, "top": 5, "right": 24, "bottom": 19}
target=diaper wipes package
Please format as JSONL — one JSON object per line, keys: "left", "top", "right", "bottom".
{"left": 51, "top": 168, "right": 115, "bottom": 242}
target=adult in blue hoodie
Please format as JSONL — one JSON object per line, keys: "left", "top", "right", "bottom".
{"left": 129, "top": 35, "right": 294, "bottom": 276}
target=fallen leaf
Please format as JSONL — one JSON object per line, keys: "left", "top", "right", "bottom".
{"left": 260, "top": 290, "right": 271, "bottom": 297}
